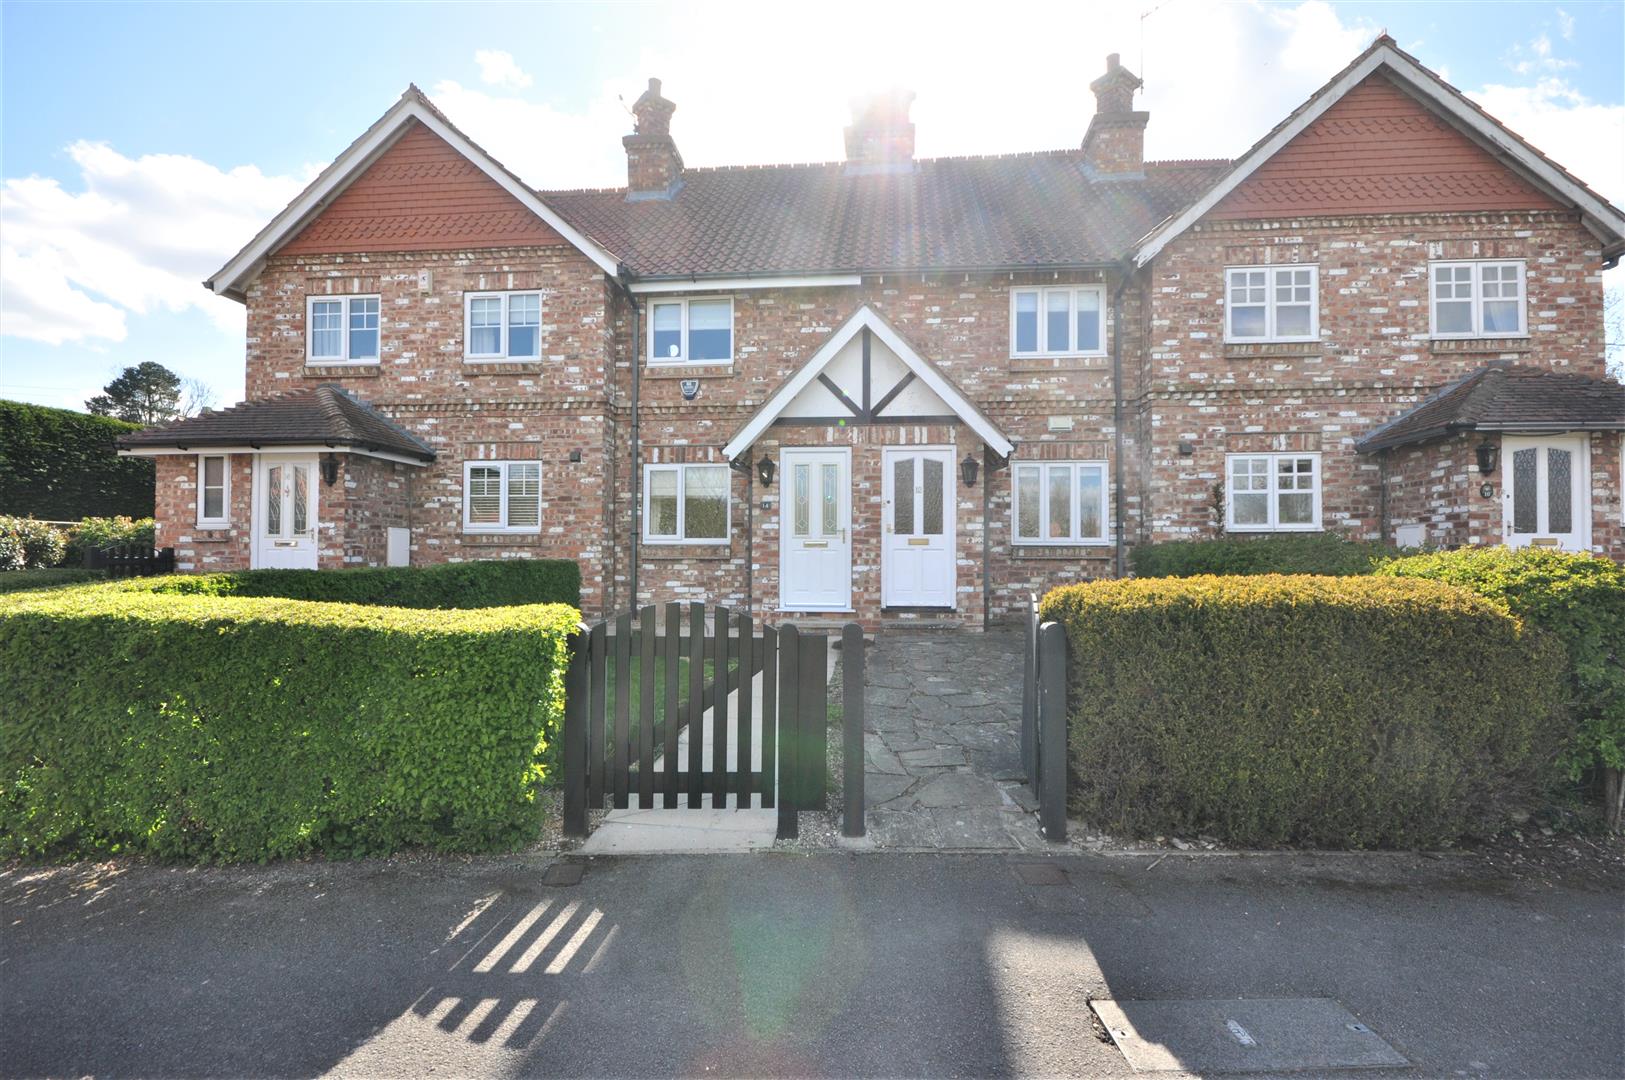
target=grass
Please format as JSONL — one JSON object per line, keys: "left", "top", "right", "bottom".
{"left": 602, "top": 649, "right": 742, "bottom": 756}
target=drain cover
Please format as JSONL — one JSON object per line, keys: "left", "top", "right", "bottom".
{"left": 541, "top": 861, "right": 584, "bottom": 886}
{"left": 1089, "top": 998, "right": 1406, "bottom": 1073}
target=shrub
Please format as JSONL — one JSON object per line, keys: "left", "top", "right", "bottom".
{"left": 65, "top": 516, "right": 156, "bottom": 565}
{"left": 0, "top": 583, "right": 579, "bottom": 862}
{"left": 126, "top": 558, "right": 581, "bottom": 609}
{"left": 1130, "top": 533, "right": 1399, "bottom": 578}
{"left": 0, "top": 516, "right": 67, "bottom": 571}
{"left": 0, "top": 568, "right": 105, "bottom": 594}
{"left": 1040, "top": 574, "right": 1567, "bottom": 848}
{"left": 1378, "top": 548, "right": 1625, "bottom": 823}
{"left": 0, "top": 400, "right": 154, "bottom": 520}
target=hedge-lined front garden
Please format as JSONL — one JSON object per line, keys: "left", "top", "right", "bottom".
{"left": 129, "top": 559, "right": 581, "bottom": 609}
{"left": 1041, "top": 574, "right": 1567, "bottom": 848}
{"left": 0, "top": 564, "right": 581, "bottom": 862}
{"left": 1130, "top": 533, "right": 1400, "bottom": 578}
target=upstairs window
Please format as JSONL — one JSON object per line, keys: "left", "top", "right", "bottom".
{"left": 1226, "top": 453, "right": 1321, "bottom": 532}
{"left": 196, "top": 454, "right": 229, "bottom": 526}
{"left": 1430, "top": 260, "right": 1526, "bottom": 338}
{"left": 1010, "top": 286, "right": 1106, "bottom": 357}
{"left": 648, "top": 297, "right": 733, "bottom": 365}
{"left": 465, "top": 291, "right": 542, "bottom": 361}
{"left": 643, "top": 464, "right": 730, "bottom": 543}
{"left": 1225, "top": 266, "right": 1318, "bottom": 343}
{"left": 307, "top": 295, "right": 380, "bottom": 363}
{"left": 1012, "top": 461, "right": 1108, "bottom": 544}
{"left": 462, "top": 461, "right": 541, "bottom": 534}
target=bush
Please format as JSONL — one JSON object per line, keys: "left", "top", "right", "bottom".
{"left": 126, "top": 559, "right": 581, "bottom": 610}
{"left": 65, "top": 516, "right": 156, "bottom": 565}
{"left": 1378, "top": 548, "right": 1625, "bottom": 787}
{"left": 0, "top": 569, "right": 105, "bottom": 594}
{"left": 1130, "top": 533, "right": 1399, "bottom": 578}
{"left": 1040, "top": 574, "right": 1567, "bottom": 848}
{"left": 0, "top": 583, "right": 580, "bottom": 862}
{"left": 0, "top": 516, "right": 67, "bottom": 571}
{"left": 0, "top": 400, "right": 154, "bottom": 520}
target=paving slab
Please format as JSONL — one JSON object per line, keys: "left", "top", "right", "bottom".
{"left": 1090, "top": 998, "right": 1408, "bottom": 1073}
{"left": 579, "top": 808, "right": 777, "bottom": 854}
{"left": 915, "top": 771, "right": 1003, "bottom": 809}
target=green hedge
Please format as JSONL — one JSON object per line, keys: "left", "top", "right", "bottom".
{"left": 1040, "top": 574, "right": 1567, "bottom": 848}
{"left": 0, "top": 400, "right": 154, "bottom": 520}
{"left": 64, "top": 516, "right": 155, "bottom": 565}
{"left": 1379, "top": 548, "right": 1625, "bottom": 781}
{"left": 0, "top": 584, "right": 579, "bottom": 861}
{"left": 0, "top": 516, "right": 67, "bottom": 570}
{"left": 1130, "top": 533, "right": 1399, "bottom": 578}
{"left": 126, "top": 559, "right": 581, "bottom": 609}
{"left": 0, "top": 568, "right": 106, "bottom": 594}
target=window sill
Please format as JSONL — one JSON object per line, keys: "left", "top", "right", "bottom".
{"left": 459, "top": 360, "right": 548, "bottom": 375}
{"left": 642, "top": 543, "right": 735, "bottom": 561}
{"left": 1011, "top": 544, "right": 1113, "bottom": 560}
{"left": 1221, "top": 341, "right": 1324, "bottom": 358}
{"left": 463, "top": 530, "right": 543, "bottom": 542}
{"left": 304, "top": 363, "right": 381, "bottom": 377}
{"left": 1428, "top": 337, "right": 1533, "bottom": 354}
{"left": 644, "top": 363, "right": 733, "bottom": 378}
{"left": 1008, "top": 355, "right": 1108, "bottom": 372}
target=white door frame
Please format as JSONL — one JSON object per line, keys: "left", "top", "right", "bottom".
{"left": 880, "top": 445, "right": 957, "bottom": 608}
{"left": 1500, "top": 433, "right": 1591, "bottom": 551}
{"left": 778, "top": 447, "right": 853, "bottom": 612}
{"left": 251, "top": 453, "right": 320, "bottom": 569}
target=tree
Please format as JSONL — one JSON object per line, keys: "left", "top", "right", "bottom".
{"left": 85, "top": 363, "right": 212, "bottom": 426}
{"left": 1606, "top": 284, "right": 1623, "bottom": 383}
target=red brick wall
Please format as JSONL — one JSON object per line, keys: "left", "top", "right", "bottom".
{"left": 155, "top": 453, "right": 254, "bottom": 571}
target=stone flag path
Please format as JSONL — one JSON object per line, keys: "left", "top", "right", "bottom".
{"left": 862, "top": 630, "right": 1047, "bottom": 849}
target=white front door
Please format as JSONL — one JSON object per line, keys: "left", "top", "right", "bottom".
{"left": 1502, "top": 435, "right": 1590, "bottom": 552}
{"left": 255, "top": 455, "right": 319, "bottom": 569}
{"left": 882, "top": 447, "right": 955, "bottom": 608}
{"left": 780, "top": 448, "right": 851, "bottom": 611}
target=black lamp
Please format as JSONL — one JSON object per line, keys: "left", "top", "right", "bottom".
{"left": 757, "top": 454, "right": 776, "bottom": 487}
{"left": 320, "top": 453, "right": 340, "bottom": 486}
{"left": 1475, "top": 438, "right": 1499, "bottom": 475}
{"left": 960, "top": 453, "right": 980, "bottom": 487}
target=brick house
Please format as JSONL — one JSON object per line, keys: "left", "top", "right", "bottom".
{"left": 120, "top": 36, "right": 1625, "bottom": 627}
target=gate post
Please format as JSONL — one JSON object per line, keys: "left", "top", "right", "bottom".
{"left": 1037, "top": 621, "right": 1068, "bottom": 842}
{"left": 562, "top": 624, "right": 589, "bottom": 838}
{"left": 1020, "top": 595, "right": 1038, "bottom": 785}
{"left": 776, "top": 624, "right": 801, "bottom": 840}
{"left": 841, "top": 623, "right": 865, "bottom": 838}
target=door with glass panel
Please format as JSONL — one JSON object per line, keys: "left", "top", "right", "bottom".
{"left": 780, "top": 449, "right": 851, "bottom": 611}
{"left": 255, "top": 455, "right": 318, "bottom": 569}
{"left": 882, "top": 447, "right": 955, "bottom": 608}
{"left": 1502, "top": 435, "right": 1589, "bottom": 551}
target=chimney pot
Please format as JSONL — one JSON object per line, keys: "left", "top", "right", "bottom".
{"left": 1082, "top": 53, "right": 1148, "bottom": 175}
{"left": 624, "top": 77, "right": 683, "bottom": 198}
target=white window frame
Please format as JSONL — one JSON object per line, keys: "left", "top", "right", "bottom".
{"left": 1011, "top": 460, "right": 1110, "bottom": 545}
{"left": 647, "top": 296, "right": 734, "bottom": 366}
{"left": 305, "top": 294, "right": 381, "bottom": 364}
{"left": 641, "top": 463, "right": 732, "bottom": 545}
{"left": 461, "top": 460, "right": 542, "bottom": 535}
{"left": 463, "top": 290, "right": 543, "bottom": 361}
{"left": 1428, "top": 259, "right": 1528, "bottom": 339}
{"left": 1225, "top": 452, "right": 1323, "bottom": 533}
{"left": 196, "top": 453, "right": 230, "bottom": 528}
{"left": 1223, "top": 265, "right": 1319, "bottom": 344}
{"left": 1008, "top": 285, "right": 1108, "bottom": 358}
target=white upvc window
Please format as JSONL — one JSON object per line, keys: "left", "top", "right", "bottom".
{"left": 462, "top": 460, "right": 541, "bottom": 534}
{"left": 648, "top": 297, "right": 733, "bottom": 365}
{"left": 1429, "top": 260, "right": 1526, "bottom": 338}
{"left": 642, "top": 463, "right": 731, "bottom": 543}
{"left": 464, "top": 290, "right": 542, "bottom": 360}
{"left": 1226, "top": 452, "right": 1322, "bottom": 532}
{"left": 1224, "top": 265, "right": 1318, "bottom": 343}
{"left": 196, "top": 453, "right": 230, "bottom": 527}
{"left": 1012, "top": 461, "right": 1109, "bottom": 544}
{"left": 306, "top": 294, "right": 381, "bottom": 363}
{"left": 1010, "top": 285, "right": 1107, "bottom": 357}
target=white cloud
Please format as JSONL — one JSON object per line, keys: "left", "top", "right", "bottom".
{"left": 0, "top": 143, "right": 311, "bottom": 346}
{"left": 1507, "top": 33, "right": 1578, "bottom": 76}
{"left": 1470, "top": 79, "right": 1625, "bottom": 205}
{"left": 1556, "top": 8, "right": 1575, "bottom": 41}
{"left": 475, "top": 49, "right": 533, "bottom": 91}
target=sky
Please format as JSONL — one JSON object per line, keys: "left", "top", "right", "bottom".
{"left": 2, "top": 0, "right": 1622, "bottom": 411}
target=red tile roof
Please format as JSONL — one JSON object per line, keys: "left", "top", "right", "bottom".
{"left": 541, "top": 154, "right": 1229, "bottom": 278}
{"left": 1356, "top": 365, "right": 1625, "bottom": 453}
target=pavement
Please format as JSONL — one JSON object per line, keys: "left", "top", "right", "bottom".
{"left": 4, "top": 849, "right": 1621, "bottom": 1078}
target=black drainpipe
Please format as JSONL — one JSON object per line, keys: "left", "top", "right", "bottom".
{"left": 1110, "top": 262, "right": 1134, "bottom": 578}
{"left": 612, "top": 269, "right": 642, "bottom": 609}
{"left": 1378, "top": 448, "right": 1391, "bottom": 544}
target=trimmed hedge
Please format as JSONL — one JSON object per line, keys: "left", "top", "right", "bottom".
{"left": 126, "top": 559, "right": 581, "bottom": 610}
{"left": 0, "top": 400, "right": 154, "bottom": 520}
{"left": 1040, "top": 574, "right": 1567, "bottom": 848}
{"left": 1130, "top": 533, "right": 1399, "bottom": 578}
{"left": 0, "top": 516, "right": 67, "bottom": 570}
{"left": 64, "top": 516, "right": 155, "bottom": 566}
{"left": 0, "top": 568, "right": 105, "bottom": 594}
{"left": 1379, "top": 548, "right": 1625, "bottom": 782}
{"left": 0, "top": 584, "right": 579, "bottom": 861}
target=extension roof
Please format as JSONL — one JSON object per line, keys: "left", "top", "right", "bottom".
{"left": 116, "top": 385, "right": 437, "bottom": 463}
{"left": 1356, "top": 365, "right": 1625, "bottom": 453}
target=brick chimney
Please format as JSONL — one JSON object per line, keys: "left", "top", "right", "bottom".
{"left": 1081, "top": 53, "right": 1148, "bottom": 176}
{"left": 623, "top": 78, "right": 682, "bottom": 199}
{"left": 844, "top": 88, "right": 916, "bottom": 174}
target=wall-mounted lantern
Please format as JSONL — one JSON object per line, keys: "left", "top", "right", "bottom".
{"left": 757, "top": 454, "right": 776, "bottom": 487}
{"left": 960, "top": 453, "right": 980, "bottom": 488}
{"left": 320, "top": 453, "right": 340, "bottom": 486}
{"left": 1475, "top": 437, "right": 1499, "bottom": 475}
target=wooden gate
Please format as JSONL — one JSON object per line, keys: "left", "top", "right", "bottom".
{"left": 561, "top": 604, "right": 865, "bottom": 842}
{"left": 1020, "top": 595, "right": 1068, "bottom": 842}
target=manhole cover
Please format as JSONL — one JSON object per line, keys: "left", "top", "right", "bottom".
{"left": 1089, "top": 998, "right": 1406, "bottom": 1073}
{"left": 541, "top": 861, "right": 584, "bottom": 887}
{"left": 1013, "top": 862, "right": 1069, "bottom": 886}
